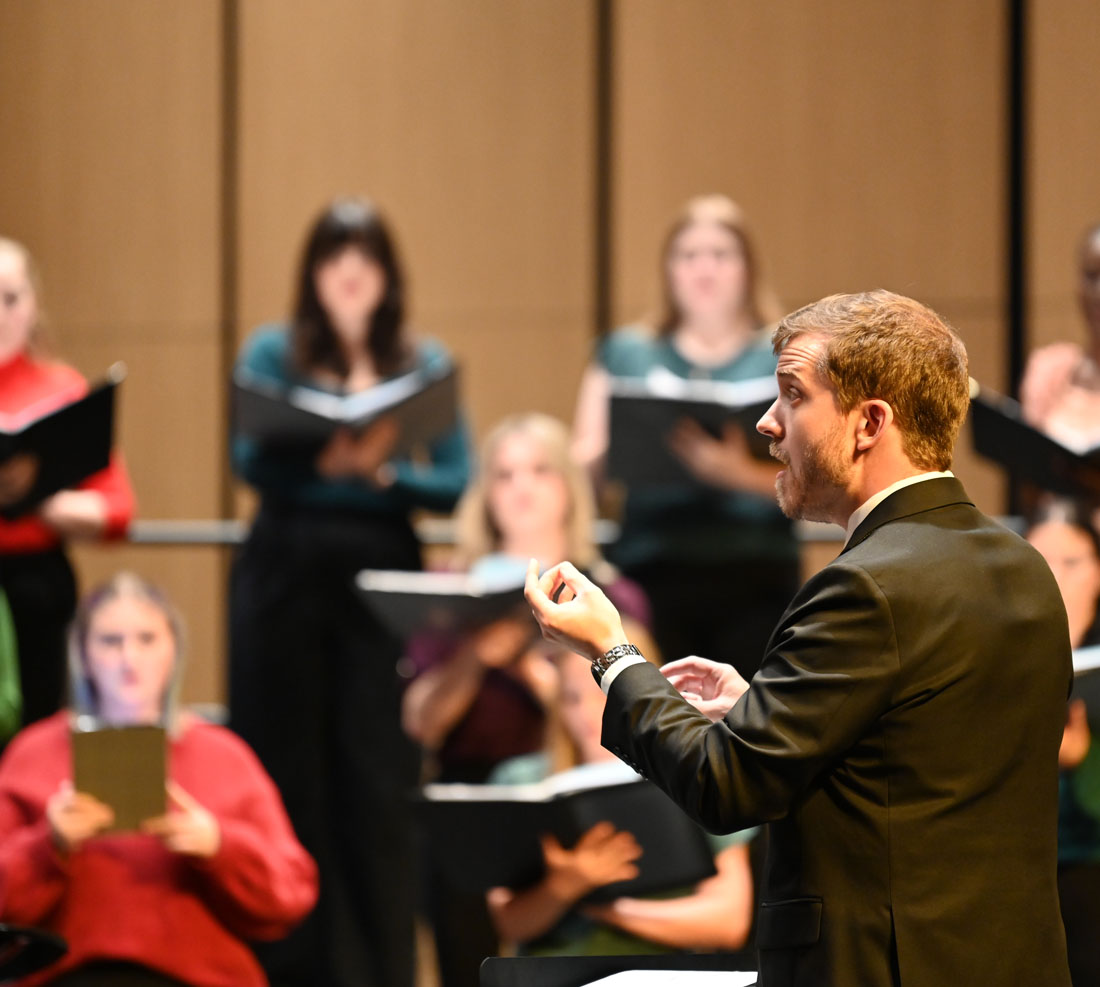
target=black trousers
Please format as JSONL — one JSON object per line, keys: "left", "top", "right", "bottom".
{"left": 1059, "top": 860, "right": 1100, "bottom": 986}
{"left": 0, "top": 548, "right": 77, "bottom": 728}
{"left": 623, "top": 557, "right": 801, "bottom": 679}
{"left": 229, "top": 503, "right": 421, "bottom": 987}
{"left": 420, "top": 762, "right": 501, "bottom": 987}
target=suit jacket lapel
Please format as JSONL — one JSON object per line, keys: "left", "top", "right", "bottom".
{"left": 841, "top": 476, "right": 975, "bottom": 555}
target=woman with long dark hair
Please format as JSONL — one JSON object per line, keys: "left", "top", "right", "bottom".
{"left": 229, "top": 198, "right": 471, "bottom": 987}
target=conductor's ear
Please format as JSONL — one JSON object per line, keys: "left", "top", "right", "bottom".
{"left": 854, "top": 399, "right": 893, "bottom": 453}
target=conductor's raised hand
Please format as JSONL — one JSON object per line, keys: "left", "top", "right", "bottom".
{"left": 661, "top": 655, "right": 750, "bottom": 722}
{"left": 525, "top": 560, "right": 628, "bottom": 663}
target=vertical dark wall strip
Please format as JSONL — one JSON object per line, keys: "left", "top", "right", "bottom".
{"left": 593, "top": 0, "right": 614, "bottom": 334}
{"left": 1006, "top": 0, "right": 1027, "bottom": 514}
{"left": 219, "top": 0, "right": 240, "bottom": 519}
{"left": 1007, "top": 0, "right": 1027, "bottom": 397}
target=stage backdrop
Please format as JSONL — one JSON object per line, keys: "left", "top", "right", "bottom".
{"left": 1, "top": 0, "right": 1095, "bottom": 703}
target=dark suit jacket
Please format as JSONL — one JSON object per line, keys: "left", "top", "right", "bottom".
{"left": 602, "top": 477, "right": 1072, "bottom": 986}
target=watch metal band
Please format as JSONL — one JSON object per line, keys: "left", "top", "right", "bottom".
{"left": 591, "top": 643, "right": 643, "bottom": 683}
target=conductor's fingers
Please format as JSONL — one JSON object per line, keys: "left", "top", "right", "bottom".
{"left": 551, "top": 561, "right": 598, "bottom": 599}
{"left": 663, "top": 673, "right": 704, "bottom": 695}
{"left": 525, "top": 558, "right": 552, "bottom": 613}
{"left": 660, "top": 655, "right": 715, "bottom": 678}
{"left": 526, "top": 560, "right": 598, "bottom": 614}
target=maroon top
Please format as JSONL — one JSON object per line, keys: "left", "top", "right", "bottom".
{"left": 404, "top": 574, "right": 651, "bottom": 782}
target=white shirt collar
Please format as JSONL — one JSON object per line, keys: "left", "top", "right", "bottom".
{"left": 844, "top": 471, "right": 954, "bottom": 545}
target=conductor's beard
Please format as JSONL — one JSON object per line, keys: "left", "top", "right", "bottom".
{"left": 772, "top": 429, "right": 851, "bottom": 524}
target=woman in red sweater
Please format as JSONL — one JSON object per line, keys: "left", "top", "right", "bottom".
{"left": 0, "top": 238, "right": 134, "bottom": 729}
{"left": 0, "top": 571, "right": 318, "bottom": 986}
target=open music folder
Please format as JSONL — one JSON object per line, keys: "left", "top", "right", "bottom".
{"left": 607, "top": 372, "right": 777, "bottom": 488}
{"left": 356, "top": 569, "right": 529, "bottom": 639}
{"left": 969, "top": 380, "right": 1100, "bottom": 498}
{"left": 233, "top": 362, "right": 458, "bottom": 456}
{"left": 0, "top": 363, "right": 124, "bottom": 519}
{"left": 416, "top": 760, "right": 717, "bottom": 904}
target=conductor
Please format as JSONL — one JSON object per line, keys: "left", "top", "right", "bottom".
{"left": 526, "top": 290, "right": 1072, "bottom": 986}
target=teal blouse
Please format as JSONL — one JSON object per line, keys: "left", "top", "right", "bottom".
{"left": 231, "top": 325, "right": 471, "bottom": 514}
{"left": 598, "top": 326, "right": 796, "bottom": 568}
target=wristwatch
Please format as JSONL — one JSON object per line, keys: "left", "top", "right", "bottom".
{"left": 591, "top": 643, "right": 643, "bottom": 684}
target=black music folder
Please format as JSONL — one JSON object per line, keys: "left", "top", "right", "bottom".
{"left": 480, "top": 956, "right": 756, "bottom": 987}
{"left": 416, "top": 762, "right": 717, "bottom": 903}
{"left": 232, "top": 363, "right": 458, "bottom": 455}
{"left": 607, "top": 373, "right": 776, "bottom": 488}
{"left": 356, "top": 569, "right": 529, "bottom": 639}
{"left": 1072, "top": 646, "right": 1100, "bottom": 731}
{"left": 71, "top": 722, "right": 166, "bottom": 833}
{"left": 969, "top": 381, "right": 1100, "bottom": 498}
{"left": 0, "top": 363, "right": 123, "bottom": 519}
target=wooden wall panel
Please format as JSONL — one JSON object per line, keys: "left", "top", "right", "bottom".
{"left": 0, "top": 0, "right": 226, "bottom": 704}
{"left": 6, "top": 0, "right": 1082, "bottom": 702}
{"left": 611, "top": 0, "right": 1007, "bottom": 516}
{"left": 1027, "top": 0, "right": 1100, "bottom": 352}
{"left": 235, "top": 0, "right": 596, "bottom": 457}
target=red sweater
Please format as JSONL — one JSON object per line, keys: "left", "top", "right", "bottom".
{"left": 0, "top": 353, "right": 134, "bottom": 553}
{"left": 0, "top": 713, "right": 319, "bottom": 986}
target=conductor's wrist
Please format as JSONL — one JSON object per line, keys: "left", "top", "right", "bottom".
{"left": 592, "top": 623, "right": 629, "bottom": 659}
{"left": 590, "top": 643, "right": 643, "bottom": 688}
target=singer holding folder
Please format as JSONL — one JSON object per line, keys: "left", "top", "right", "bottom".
{"left": 530, "top": 291, "right": 1072, "bottom": 986}
{"left": 0, "top": 239, "right": 134, "bottom": 732}
{"left": 402, "top": 413, "right": 651, "bottom": 987}
{"left": 486, "top": 650, "right": 755, "bottom": 959}
{"left": 572, "top": 196, "right": 798, "bottom": 679}
{"left": 229, "top": 199, "right": 471, "bottom": 987}
{"left": 1020, "top": 222, "right": 1100, "bottom": 454}
{"left": 0, "top": 572, "right": 317, "bottom": 986}
{"left": 1027, "top": 507, "right": 1100, "bottom": 986}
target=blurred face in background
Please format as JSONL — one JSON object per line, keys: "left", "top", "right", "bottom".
{"left": 1028, "top": 520, "right": 1100, "bottom": 647}
{"left": 0, "top": 245, "right": 38, "bottom": 364}
{"left": 487, "top": 431, "right": 571, "bottom": 549}
{"left": 84, "top": 595, "right": 177, "bottom": 725}
{"left": 558, "top": 650, "right": 607, "bottom": 763}
{"left": 1079, "top": 231, "right": 1100, "bottom": 346}
{"left": 666, "top": 221, "right": 749, "bottom": 328}
{"left": 313, "top": 245, "right": 387, "bottom": 346}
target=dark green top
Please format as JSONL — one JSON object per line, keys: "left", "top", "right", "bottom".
{"left": 598, "top": 326, "right": 796, "bottom": 568}
{"left": 1058, "top": 740, "right": 1100, "bottom": 863}
{"left": 231, "top": 324, "right": 472, "bottom": 514}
